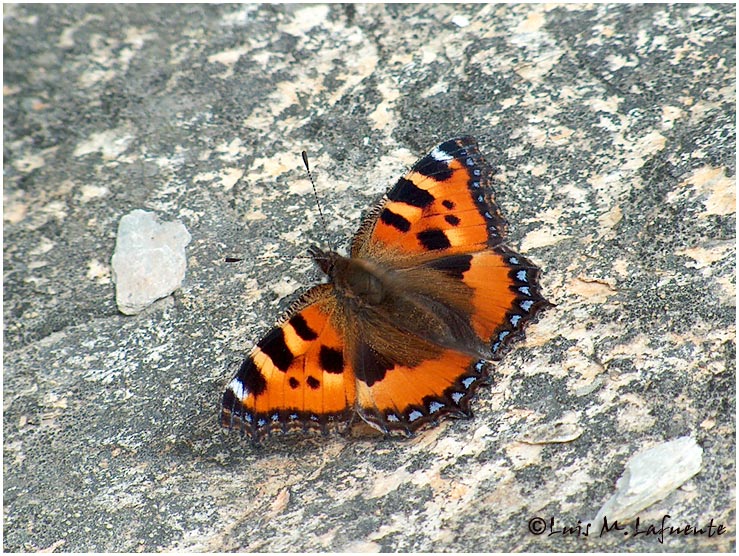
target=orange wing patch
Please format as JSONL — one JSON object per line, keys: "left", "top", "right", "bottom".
{"left": 471, "top": 248, "right": 549, "bottom": 357}
{"left": 221, "top": 287, "right": 356, "bottom": 440}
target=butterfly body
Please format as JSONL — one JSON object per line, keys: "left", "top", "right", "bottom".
{"left": 222, "top": 137, "right": 549, "bottom": 441}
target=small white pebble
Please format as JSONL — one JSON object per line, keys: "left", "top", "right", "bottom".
{"left": 452, "top": 15, "right": 470, "bottom": 28}
{"left": 111, "top": 209, "right": 191, "bottom": 315}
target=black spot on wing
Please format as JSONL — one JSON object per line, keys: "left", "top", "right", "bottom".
{"left": 289, "top": 313, "right": 318, "bottom": 341}
{"left": 380, "top": 208, "right": 411, "bottom": 232}
{"left": 442, "top": 199, "right": 455, "bottom": 209}
{"left": 289, "top": 377, "right": 300, "bottom": 389}
{"left": 425, "top": 254, "right": 473, "bottom": 280}
{"left": 444, "top": 214, "right": 461, "bottom": 226}
{"left": 387, "top": 177, "right": 434, "bottom": 209}
{"left": 306, "top": 376, "right": 320, "bottom": 389}
{"left": 417, "top": 229, "right": 451, "bottom": 250}
{"left": 257, "top": 327, "right": 293, "bottom": 371}
{"left": 236, "top": 355, "right": 268, "bottom": 397}
{"left": 319, "top": 346, "right": 344, "bottom": 374}
{"left": 414, "top": 154, "right": 453, "bottom": 182}
{"left": 436, "top": 138, "right": 466, "bottom": 156}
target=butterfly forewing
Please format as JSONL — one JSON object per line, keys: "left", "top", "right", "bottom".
{"left": 352, "top": 137, "right": 507, "bottom": 261}
{"left": 221, "top": 286, "right": 355, "bottom": 440}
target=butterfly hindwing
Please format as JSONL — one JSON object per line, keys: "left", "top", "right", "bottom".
{"left": 421, "top": 248, "right": 549, "bottom": 358}
{"left": 350, "top": 250, "right": 549, "bottom": 435}
{"left": 354, "top": 349, "right": 491, "bottom": 435}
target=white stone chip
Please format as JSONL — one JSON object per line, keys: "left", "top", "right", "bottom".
{"left": 594, "top": 436, "right": 703, "bottom": 523}
{"left": 111, "top": 209, "right": 191, "bottom": 315}
{"left": 451, "top": 15, "right": 470, "bottom": 28}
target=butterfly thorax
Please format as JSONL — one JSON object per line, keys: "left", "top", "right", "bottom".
{"left": 310, "top": 246, "right": 387, "bottom": 306}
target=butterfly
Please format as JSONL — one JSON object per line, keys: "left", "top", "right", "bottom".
{"left": 221, "top": 136, "right": 549, "bottom": 441}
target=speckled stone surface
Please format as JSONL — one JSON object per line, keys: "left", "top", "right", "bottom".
{"left": 3, "top": 3, "right": 735, "bottom": 552}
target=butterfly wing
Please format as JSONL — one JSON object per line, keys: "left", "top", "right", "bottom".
{"left": 422, "top": 247, "right": 549, "bottom": 359}
{"left": 352, "top": 136, "right": 507, "bottom": 260}
{"left": 221, "top": 285, "right": 356, "bottom": 441}
{"left": 346, "top": 137, "right": 549, "bottom": 433}
{"left": 351, "top": 340, "right": 492, "bottom": 435}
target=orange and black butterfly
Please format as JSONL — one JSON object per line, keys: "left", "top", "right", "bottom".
{"left": 221, "top": 137, "right": 550, "bottom": 441}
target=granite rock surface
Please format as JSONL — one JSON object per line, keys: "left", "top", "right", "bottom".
{"left": 3, "top": 4, "right": 735, "bottom": 552}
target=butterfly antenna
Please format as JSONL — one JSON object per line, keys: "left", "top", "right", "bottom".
{"left": 301, "top": 151, "right": 328, "bottom": 239}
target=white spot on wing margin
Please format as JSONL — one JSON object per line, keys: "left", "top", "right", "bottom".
{"left": 228, "top": 377, "right": 247, "bottom": 400}
{"left": 431, "top": 146, "right": 453, "bottom": 162}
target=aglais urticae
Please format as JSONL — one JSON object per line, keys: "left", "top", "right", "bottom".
{"left": 221, "top": 137, "right": 549, "bottom": 441}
